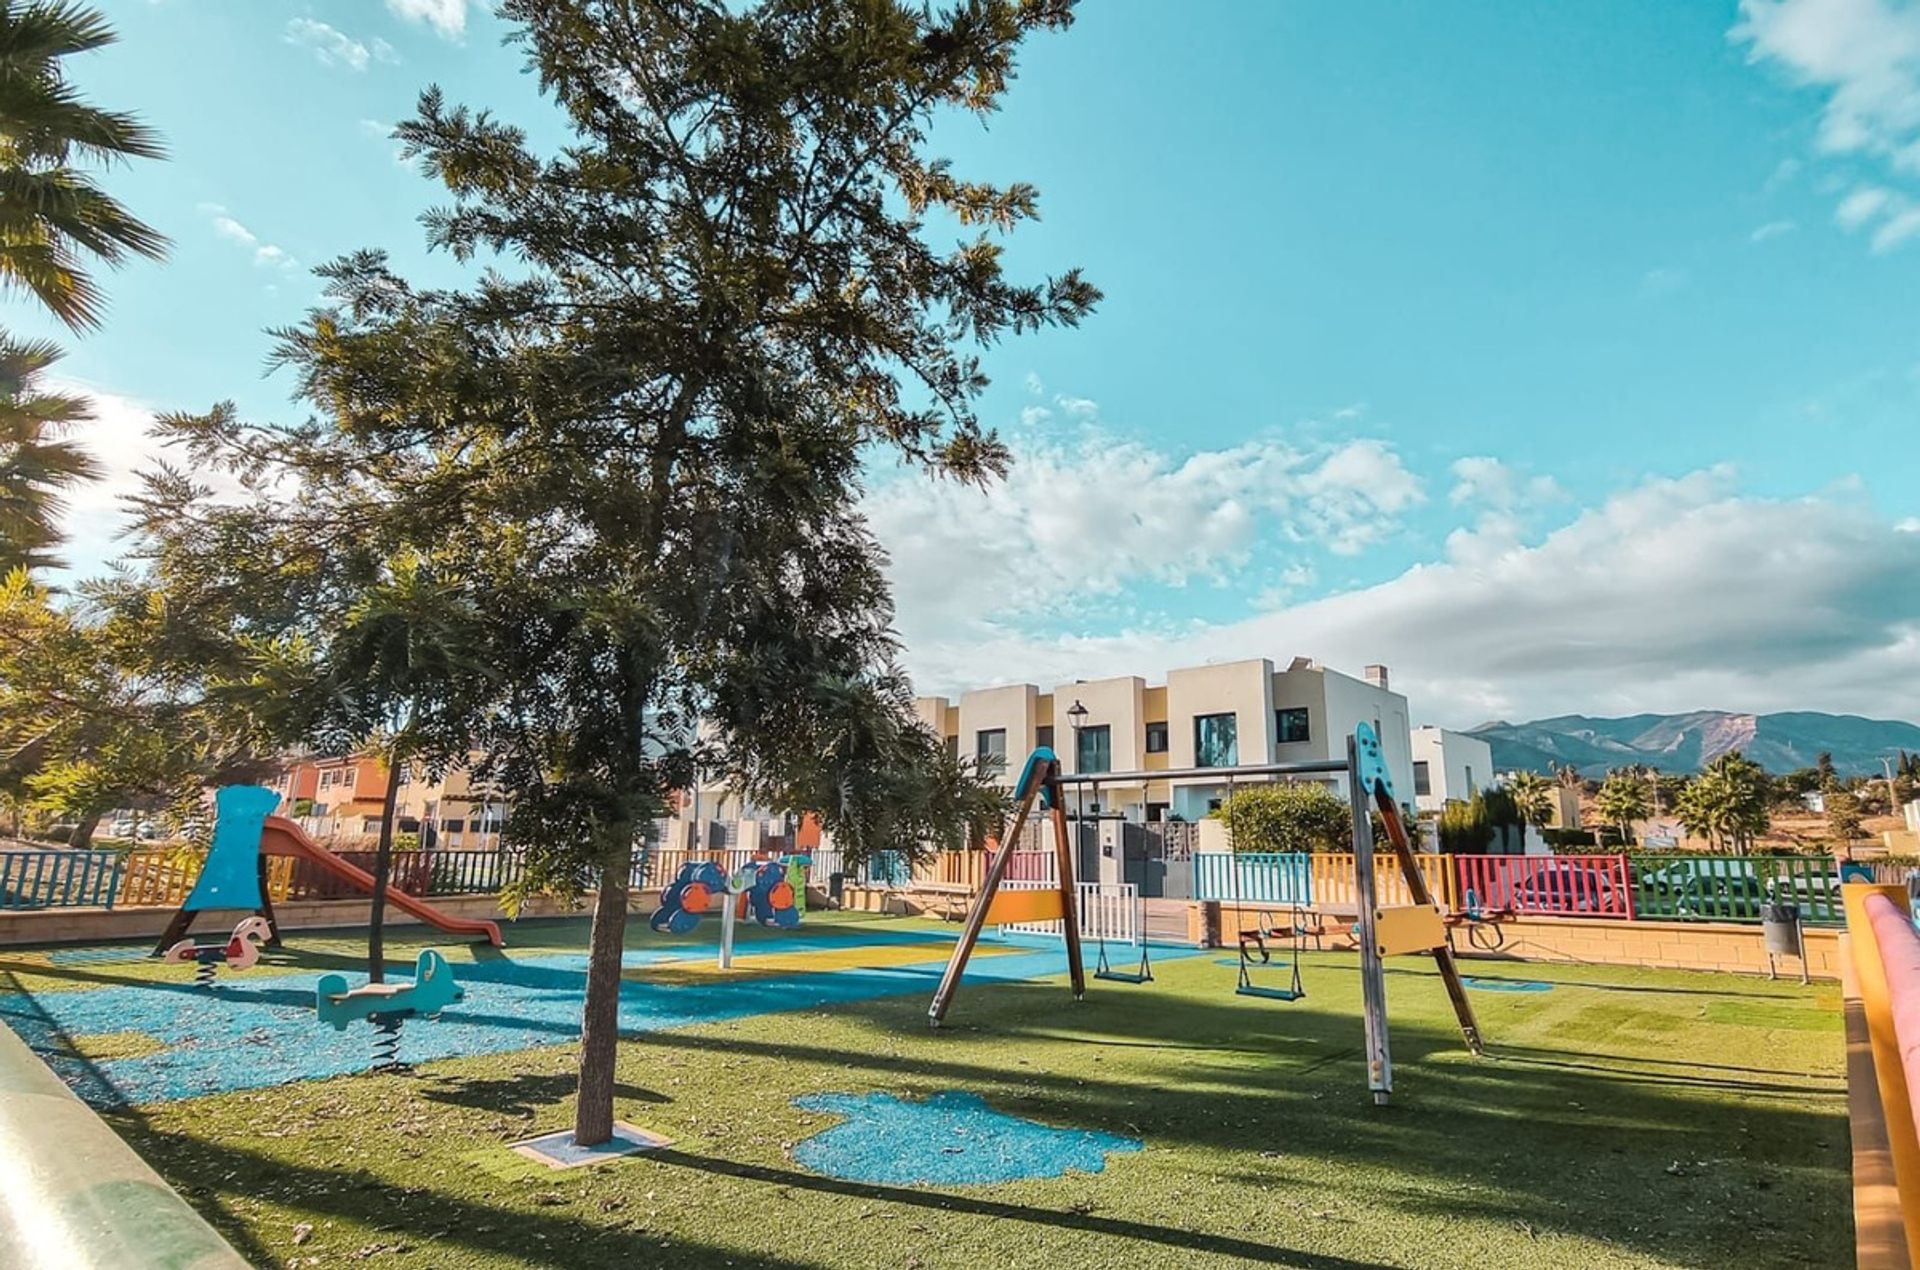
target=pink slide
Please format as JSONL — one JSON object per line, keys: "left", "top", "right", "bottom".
{"left": 260, "top": 815, "right": 505, "bottom": 947}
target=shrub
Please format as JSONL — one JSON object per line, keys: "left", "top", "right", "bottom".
{"left": 1210, "top": 782, "right": 1350, "bottom": 853}
{"left": 1543, "top": 827, "right": 1597, "bottom": 849}
{"left": 1438, "top": 799, "right": 1492, "bottom": 854}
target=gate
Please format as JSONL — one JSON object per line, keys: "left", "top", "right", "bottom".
{"left": 1142, "top": 822, "right": 1198, "bottom": 899}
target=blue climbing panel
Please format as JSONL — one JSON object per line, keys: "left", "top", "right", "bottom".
{"left": 1355, "top": 722, "right": 1395, "bottom": 802}
{"left": 182, "top": 785, "right": 281, "bottom": 912}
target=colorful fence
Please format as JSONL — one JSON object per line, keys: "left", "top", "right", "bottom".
{"left": 0, "top": 842, "right": 1860, "bottom": 927}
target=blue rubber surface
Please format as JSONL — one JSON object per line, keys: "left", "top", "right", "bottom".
{"left": 1, "top": 929, "right": 1206, "bottom": 1107}
{"left": 792, "top": 1090, "right": 1141, "bottom": 1184}
{"left": 1462, "top": 977, "right": 1554, "bottom": 993}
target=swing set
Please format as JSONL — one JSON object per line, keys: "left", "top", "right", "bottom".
{"left": 927, "top": 722, "right": 1486, "bottom": 1105}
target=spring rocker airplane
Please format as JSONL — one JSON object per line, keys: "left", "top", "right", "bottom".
{"left": 315, "top": 949, "right": 462, "bottom": 1070}
{"left": 162, "top": 915, "right": 273, "bottom": 988}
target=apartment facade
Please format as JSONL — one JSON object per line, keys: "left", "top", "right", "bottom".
{"left": 1409, "top": 726, "right": 1493, "bottom": 814}
{"left": 915, "top": 656, "right": 1416, "bottom": 823}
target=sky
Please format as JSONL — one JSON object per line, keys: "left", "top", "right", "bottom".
{"left": 38, "top": 0, "right": 1920, "bottom": 728}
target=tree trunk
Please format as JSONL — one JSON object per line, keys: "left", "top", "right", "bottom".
{"left": 574, "top": 827, "right": 634, "bottom": 1147}
{"left": 367, "top": 755, "right": 404, "bottom": 984}
{"left": 69, "top": 810, "right": 102, "bottom": 850}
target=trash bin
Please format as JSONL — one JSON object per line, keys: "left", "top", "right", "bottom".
{"left": 828, "top": 871, "right": 845, "bottom": 905}
{"left": 1760, "top": 901, "right": 1807, "bottom": 984}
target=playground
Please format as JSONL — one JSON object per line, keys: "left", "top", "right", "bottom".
{"left": 0, "top": 906, "right": 1850, "bottom": 1269}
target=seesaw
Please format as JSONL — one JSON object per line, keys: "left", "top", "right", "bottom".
{"left": 163, "top": 915, "right": 272, "bottom": 988}
{"left": 315, "top": 949, "right": 462, "bottom": 1070}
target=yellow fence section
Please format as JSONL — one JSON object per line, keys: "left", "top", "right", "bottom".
{"left": 911, "top": 850, "right": 988, "bottom": 891}
{"left": 114, "top": 848, "right": 205, "bottom": 908}
{"left": 1308, "top": 852, "right": 1455, "bottom": 913}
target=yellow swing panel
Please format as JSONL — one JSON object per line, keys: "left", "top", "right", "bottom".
{"left": 1371, "top": 904, "right": 1447, "bottom": 957}
{"left": 982, "top": 888, "right": 1068, "bottom": 925}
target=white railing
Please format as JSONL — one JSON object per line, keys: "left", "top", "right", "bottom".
{"left": 807, "top": 848, "right": 845, "bottom": 880}
{"left": 999, "top": 881, "right": 1140, "bottom": 947}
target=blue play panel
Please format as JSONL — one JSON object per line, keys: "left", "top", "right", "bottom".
{"left": 792, "top": 1090, "right": 1141, "bottom": 1184}
{"left": 1, "top": 928, "right": 1206, "bottom": 1108}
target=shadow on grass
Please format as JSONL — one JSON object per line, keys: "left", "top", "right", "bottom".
{"left": 417, "top": 1071, "right": 666, "bottom": 1116}
{"left": 645, "top": 1147, "right": 1402, "bottom": 1269}
{"left": 111, "top": 1125, "right": 832, "bottom": 1270}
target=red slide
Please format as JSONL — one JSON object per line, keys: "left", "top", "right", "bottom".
{"left": 260, "top": 815, "right": 505, "bottom": 947}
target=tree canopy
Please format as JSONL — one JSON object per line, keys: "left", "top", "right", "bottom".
{"left": 131, "top": 0, "right": 1094, "bottom": 1146}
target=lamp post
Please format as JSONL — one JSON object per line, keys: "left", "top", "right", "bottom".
{"left": 1066, "top": 699, "right": 1087, "bottom": 772}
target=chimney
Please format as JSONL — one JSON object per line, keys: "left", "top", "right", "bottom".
{"left": 1364, "top": 664, "right": 1389, "bottom": 689}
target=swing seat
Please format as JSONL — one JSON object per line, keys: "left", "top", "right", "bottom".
{"left": 1236, "top": 983, "right": 1304, "bottom": 1002}
{"left": 1095, "top": 967, "right": 1153, "bottom": 984}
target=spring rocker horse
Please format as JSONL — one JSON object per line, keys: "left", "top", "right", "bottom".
{"left": 162, "top": 915, "right": 273, "bottom": 988}
{"left": 315, "top": 949, "right": 462, "bottom": 1071}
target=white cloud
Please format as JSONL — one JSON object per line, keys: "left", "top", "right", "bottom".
{"left": 885, "top": 459, "right": 1920, "bottom": 728}
{"left": 865, "top": 429, "right": 1424, "bottom": 663}
{"left": 285, "top": 18, "right": 388, "bottom": 71}
{"left": 1872, "top": 202, "right": 1920, "bottom": 249}
{"left": 1447, "top": 456, "right": 1563, "bottom": 510}
{"left": 386, "top": 0, "right": 470, "bottom": 40}
{"left": 1836, "top": 183, "right": 1895, "bottom": 227}
{"left": 199, "top": 203, "right": 297, "bottom": 272}
{"left": 1734, "top": 0, "right": 1920, "bottom": 249}
{"left": 47, "top": 384, "right": 256, "bottom": 578}
{"left": 1749, "top": 218, "right": 1798, "bottom": 241}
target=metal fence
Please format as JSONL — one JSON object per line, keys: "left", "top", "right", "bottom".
{"left": 1455, "top": 853, "right": 1635, "bottom": 919}
{"left": 1628, "top": 853, "right": 1843, "bottom": 925}
{"left": 998, "top": 880, "right": 1141, "bottom": 946}
{"left": 1192, "top": 852, "right": 1313, "bottom": 905}
{"left": 0, "top": 841, "right": 1860, "bottom": 928}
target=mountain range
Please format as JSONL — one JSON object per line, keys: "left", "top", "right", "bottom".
{"left": 1466, "top": 711, "right": 1920, "bottom": 777}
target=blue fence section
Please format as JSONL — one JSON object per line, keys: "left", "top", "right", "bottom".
{"left": 1193, "top": 852, "right": 1313, "bottom": 906}
{"left": 0, "top": 851, "right": 126, "bottom": 910}
{"left": 862, "top": 851, "right": 909, "bottom": 887}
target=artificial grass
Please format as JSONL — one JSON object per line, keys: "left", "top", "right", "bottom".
{"left": 4, "top": 914, "right": 1851, "bottom": 1269}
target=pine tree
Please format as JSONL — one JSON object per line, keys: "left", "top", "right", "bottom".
{"left": 137, "top": 0, "right": 1091, "bottom": 1147}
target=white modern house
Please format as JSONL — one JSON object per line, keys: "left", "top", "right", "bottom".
{"left": 1409, "top": 726, "right": 1493, "bottom": 814}
{"left": 915, "top": 656, "right": 1417, "bottom": 822}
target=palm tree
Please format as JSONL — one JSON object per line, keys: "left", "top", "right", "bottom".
{"left": 0, "top": 1, "right": 166, "bottom": 330}
{"left": 0, "top": 333, "right": 93, "bottom": 571}
{"left": 1504, "top": 770, "right": 1556, "bottom": 831}
{"left": 1594, "top": 768, "right": 1651, "bottom": 845}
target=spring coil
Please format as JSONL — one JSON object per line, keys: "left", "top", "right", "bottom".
{"left": 369, "top": 1014, "right": 405, "bottom": 1071}
{"left": 194, "top": 959, "right": 217, "bottom": 989}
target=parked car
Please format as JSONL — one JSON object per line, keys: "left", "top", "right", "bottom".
{"left": 1637, "top": 859, "right": 1764, "bottom": 914}
{"left": 1511, "top": 863, "right": 1620, "bottom": 913}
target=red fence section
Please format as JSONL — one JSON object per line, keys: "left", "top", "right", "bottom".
{"left": 1454, "top": 853, "right": 1634, "bottom": 919}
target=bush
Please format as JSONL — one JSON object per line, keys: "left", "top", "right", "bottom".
{"left": 1210, "top": 782, "right": 1350, "bottom": 853}
{"left": 1437, "top": 800, "right": 1492, "bottom": 854}
{"left": 1543, "top": 827, "right": 1597, "bottom": 849}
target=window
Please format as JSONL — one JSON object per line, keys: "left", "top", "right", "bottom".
{"left": 1276, "top": 706, "right": 1311, "bottom": 744}
{"left": 1144, "top": 722, "right": 1168, "bottom": 754}
{"left": 442, "top": 818, "right": 463, "bottom": 833}
{"left": 975, "top": 729, "right": 1007, "bottom": 773}
{"left": 361, "top": 816, "right": 382, "bottom": 833}
{"left": 396, "top": 767, "right": 411, "bottom": 786}
{"left": 1076, "top": 724, "right": 1112, "bottom": 774}
{"left": 342, "top": 768, "right": 356, "bottom": 789}
{"left": 1036, "top": 725, "right": 1055, "bottom": 750}
{"left": 1194, "top": 713, "right": 1237, "bottom": 767}
{"left": 1465, "top": 765, "right": 1478, "bottom": 796}
{"left": 1413, "top": 761, "right": 1431, "bottom": 797}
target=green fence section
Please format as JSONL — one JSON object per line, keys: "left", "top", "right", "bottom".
{"left": 1628, "top": 854, "right": 1843, "bottom": 926}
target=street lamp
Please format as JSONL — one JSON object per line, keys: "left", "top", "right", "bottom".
{"left": 1067, "top": 699, "right": 1087, "bottom": 769}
